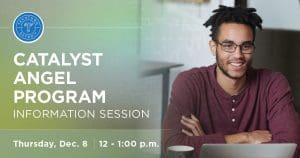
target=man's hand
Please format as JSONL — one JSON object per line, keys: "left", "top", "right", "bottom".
{"left": 247, "top": 130, "right": 272, "bottom": 144}
{"left": 180, "top": 114, "right": 205, "bottom": 136}
{"left": 225, "top": 130, "right": 272, "bottom": 144}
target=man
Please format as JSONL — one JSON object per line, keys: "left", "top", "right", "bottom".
{"left": 163, "top": 5, "right": 300, "bottom": 158}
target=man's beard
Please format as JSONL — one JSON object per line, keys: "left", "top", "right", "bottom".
{"left": 216, "top": 51, "right": 250, "bottom": 80}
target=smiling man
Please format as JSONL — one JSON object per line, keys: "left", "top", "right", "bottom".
{"left": 163, "top": 5, "right": 300, "bottom": 158}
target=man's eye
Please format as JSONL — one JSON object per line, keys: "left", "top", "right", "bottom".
{"left": 242, "top": 44, "right": 252, "bottom": 49}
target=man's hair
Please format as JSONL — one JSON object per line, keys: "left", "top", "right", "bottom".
{"left": 203, "top": 5, "right": 263, "bottom": 41}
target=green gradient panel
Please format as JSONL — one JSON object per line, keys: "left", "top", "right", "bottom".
{"left": 0, "top": 0, "right": 141, "bottom": 129}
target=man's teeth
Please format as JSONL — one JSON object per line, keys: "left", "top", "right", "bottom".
{"left": 230, "top": 63, "right": 243, "bottom": 66}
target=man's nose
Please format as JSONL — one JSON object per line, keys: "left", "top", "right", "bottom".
{"left": 233, "top": 46, "right": 243, "bottom": 58}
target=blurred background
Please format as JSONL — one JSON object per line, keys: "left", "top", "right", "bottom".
{"left": 140, "top": 0, "right": 300, "bottom": 127}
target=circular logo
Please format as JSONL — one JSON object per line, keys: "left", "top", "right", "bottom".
{"left": 13, "top": 12, "right": 44, "bottom": 43}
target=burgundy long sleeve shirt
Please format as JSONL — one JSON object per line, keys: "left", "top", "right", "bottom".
{"left": 163, "top": 64, "right": 300, "bottom": 158}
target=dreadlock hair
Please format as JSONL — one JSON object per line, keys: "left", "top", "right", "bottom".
{"left": 203, "top": 5, "right": 263, "bottom": 41}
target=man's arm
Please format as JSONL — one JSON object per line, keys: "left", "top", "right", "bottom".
{"left": 266, "top": 73, "right": 300, "bottom": 158}
{"left": 162, "top": 73, "right": 226, "bottom": 157}
{"left": 181, "top": 114, "right": 272, "bottom": 144}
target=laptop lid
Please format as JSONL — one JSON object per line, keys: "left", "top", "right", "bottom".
{"left": 200, "top": 144, "right": 297, "bottom": 158}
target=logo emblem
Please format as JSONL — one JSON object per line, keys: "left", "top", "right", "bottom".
{"left": 13, "top": 12, "right": 44, "bottom": 43}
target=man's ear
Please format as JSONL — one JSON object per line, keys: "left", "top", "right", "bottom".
{"left": 209, "top": 40, "right": 217, "bottom": 56}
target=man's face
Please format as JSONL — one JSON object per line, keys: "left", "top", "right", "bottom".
{"left": 210, "top": 23, "right": 254, "bottom": 80}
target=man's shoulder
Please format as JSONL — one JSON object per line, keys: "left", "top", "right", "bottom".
{"left": 252, "top": 67, "right": 286, "bottom": 80}
{"left": 172, "top": 65, "right": 215, "bottom": 93}
{"left": 250, "top": 67, "right": 289, "bottom": 86}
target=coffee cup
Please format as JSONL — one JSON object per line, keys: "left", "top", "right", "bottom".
{"left": 167, "top": 145, "right": 194, "bottom": 158}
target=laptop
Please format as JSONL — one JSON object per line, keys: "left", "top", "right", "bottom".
{"left": 200, "top": 144, "right": 297, "bottom": 158}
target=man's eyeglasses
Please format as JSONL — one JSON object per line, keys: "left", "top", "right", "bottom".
{"left": 214, "top": 40, "right": 255, "bottom": 54}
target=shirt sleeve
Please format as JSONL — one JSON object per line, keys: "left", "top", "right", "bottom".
{"left": 267, "top": 73, "right": 300, "bottom": 158}
{"left": 162, "top": 72, "right": 226, "bottom": 158}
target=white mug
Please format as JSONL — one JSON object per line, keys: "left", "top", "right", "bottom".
{"left": 167, "top": 145, "right": 194, "bottom": 158}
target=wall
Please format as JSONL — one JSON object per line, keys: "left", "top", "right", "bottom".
{"left": 249, "top": 0, "right": 300, "bottom": 31}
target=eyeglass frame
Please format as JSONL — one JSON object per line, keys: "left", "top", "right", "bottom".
{"left": 214, "top": 40, "right": 256, "bottom": 54}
